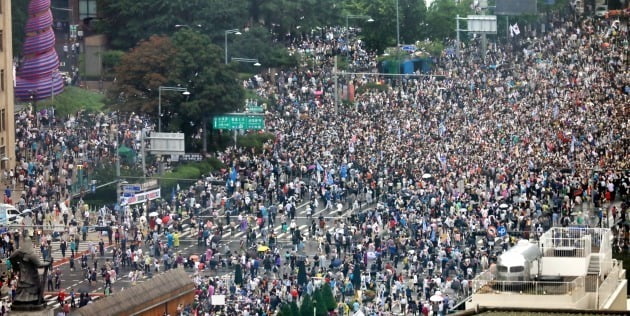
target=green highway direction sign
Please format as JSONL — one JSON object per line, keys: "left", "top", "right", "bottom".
{"left": 247, "top": 106, "right": 264, "bottom": 113}
{"left": 213, "top": 114, "right": 265, "bottom": 130}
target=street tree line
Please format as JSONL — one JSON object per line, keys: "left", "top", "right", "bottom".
{"left": 9, "top": 0, "right": 576, "bottom": 155}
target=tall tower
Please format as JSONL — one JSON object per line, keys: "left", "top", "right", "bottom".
{"left": 15, "top": 0, "right": 64, "bottom": 101}
{"left": 0, "top": 0, "right": 16, "bottom": 171}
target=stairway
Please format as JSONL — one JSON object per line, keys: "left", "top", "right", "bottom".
{"left": 587, "top": 255, "right": 600, "bottom": 275}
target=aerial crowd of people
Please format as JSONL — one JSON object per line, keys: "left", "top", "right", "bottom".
{"left": 0, "top": 5, "right": 628, "bottom": 316}
{"left": 179, "top": 10, "right": 628, "bottom": 316}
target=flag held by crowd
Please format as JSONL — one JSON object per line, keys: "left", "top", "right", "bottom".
{"left": 510, "top": 23, "right": 521, "bottom": 37}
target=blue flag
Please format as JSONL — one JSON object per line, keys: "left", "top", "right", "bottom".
{"left": 340, "top": 165, "right": 348, "bottom": 179}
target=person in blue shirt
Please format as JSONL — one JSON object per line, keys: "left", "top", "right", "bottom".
{"left": 166, "top": 231, "right": 174, "bottom": 249}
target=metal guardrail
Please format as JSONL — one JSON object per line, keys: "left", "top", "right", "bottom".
{"left": 473, "top": 278, "right": 582, "bottom": 296}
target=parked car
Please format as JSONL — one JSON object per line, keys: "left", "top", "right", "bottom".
{"left": 0, "top": 204, "right": 24, "bottom": 226}
{"left": 595, "top": 5, "right": 608, "bottom": 17}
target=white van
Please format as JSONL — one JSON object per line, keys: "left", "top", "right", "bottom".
{"left": 0, "top": 203, "right": 25, "bottom": 226}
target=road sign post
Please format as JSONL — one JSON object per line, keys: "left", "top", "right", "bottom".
{"left": 212, "top": 114, "right": 265, "bottom": 130}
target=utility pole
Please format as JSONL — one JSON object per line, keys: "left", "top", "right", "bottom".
{"left": 141, "top": 129, "right": 146, "bottom": 180}
{"left": 396, "top": 0, "right": 400, "bottom": 47}
{"left": 115, "top": 127, "right": 121, "bottom": 179}
{"left": 334, "top": 56, "right": 339, "bottom": 114}
{"left": 456, "top": 15, "right": 461, "bottom": 58}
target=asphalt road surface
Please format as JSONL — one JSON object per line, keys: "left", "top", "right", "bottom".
{"left": 33, "top": 198, "right": 370, "bottom": 312}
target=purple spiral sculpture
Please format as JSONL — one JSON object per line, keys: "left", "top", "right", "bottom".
{"left": 15, "top": 0, "right": 64, "bottom": 101}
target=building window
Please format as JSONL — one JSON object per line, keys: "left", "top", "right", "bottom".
{"left": 1, "top": 109, "right": 5, "bottom": 132}
{"left": 79, "top": 0, "right": 97, "bottom": 20}
{"left": 0, "top": 69, "right": 4, "bottom": 91}
{"left": 0, "top": 31, "right": 3, "bottom": 51}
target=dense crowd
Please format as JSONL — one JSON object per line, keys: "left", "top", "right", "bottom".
{"left": 0, "top": 7, "right": 628, "bottom": 316}
{"left": 182, "top": 12, "right": 628, "bottom": 316}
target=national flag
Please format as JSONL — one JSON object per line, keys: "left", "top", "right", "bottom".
{"left": 510, "top": 23, "right": 521, "bottom": 37}
{"left": 316, "top": 162, "right": 323, "bottom": 172}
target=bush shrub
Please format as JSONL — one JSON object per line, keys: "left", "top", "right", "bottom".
{"left": 160, "top": 158, "right": 225, "bottom": 199}
{"left": 237, "top": 132, "right": 274, "bottom": 152}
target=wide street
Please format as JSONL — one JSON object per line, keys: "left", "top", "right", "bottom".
{"left": 28, "top": 196, "right": 369, "bottom": 312}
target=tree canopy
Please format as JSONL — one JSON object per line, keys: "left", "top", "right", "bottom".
{"left": 96, "top": 0, "right": 248, "bottom": 50}
{"left": 111, "top": 35, "right": 176, "bottom": 113}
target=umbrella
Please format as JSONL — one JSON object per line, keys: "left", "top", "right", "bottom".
{"left": 499, "top": 204, "right": 509, "bottom": 209}
{"left": 162, "top": 215, "right": 170, "bottom": 225}
{"left": 257, "top": 245, "right": 270, "bottom": 252}
{"left": 148, "top": 212, "right": 158, "bottom": 217}
{"left": 156, "top": 218, "right": 162, "bottom": 225}
{"left": 307, "top": 164, "right": 316, "bottom": 171}
{"left": 211, "top": 235, "right": 222, "bottom": 244}
{"left": 430, "top": 291, "right": 444, "bottom": 302}
{"left": 189, "top": 255, "right": 200, "bottom": 262}
{"left": 422, "top": 173, "right": 433, "bottom": 179}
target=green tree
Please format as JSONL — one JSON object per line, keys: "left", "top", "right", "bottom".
{"left": 234, "top": 263, "right": 243, "bottom": 285}
{"left": 230, "top": 26, "right": 298, "bottom": 68}
{"left": 111, "top": 35, "right": 176, "bottom": 113}
{"left": 102, "top": 50, "right": 125, "bottom": 79}
{"left": 290, "top": 301, "right": 300, "bottom": 315}
{"left": 399, "top": 0, "right": 428, "bottom": 44}
{"left": 251, "top": 0, "right": 341, "bottom": 37}
{"left": 170, "top": 28, "right": 245, "bottom": 153}
{"left": 97, "top": 0, "right": 248, "bottom": 50}
{"left": 425, "top": 0, "right": 473, "bottom": 41}
{"left": 300, "top": 293, "right": 315, "bottom": 316}
{"left": 297, "top": 259, "right": 308, "bottom": 286}
{"left": 277, "top": 303, "right": 292, "bottom": 316}
{"left": 342, "top": 0, "right": 427, "bottom": 52}
{"left": 313, "top": 288, "right": 327, "bottom": 316}
{"left": 11, "top": 0, "right": 28, "bottom": 57}
{"left": 321, "top": 283, "right": 337, "bottom": 311}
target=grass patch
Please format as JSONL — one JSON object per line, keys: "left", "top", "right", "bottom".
{"left": 160, "top": 158, "right": 226, "bottom": 196}
{"left": 35, "top": 86, "right": 106, "bottom": 117}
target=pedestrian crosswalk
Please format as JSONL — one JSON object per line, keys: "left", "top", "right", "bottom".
{"left": 174, "top": 202, "right": 362, "bottom": 244}
{"left": 34, "top": 239, "right": 99, "bottom": 262}
{"left": 41, "top": 293, "right": 103, "bottom": 310}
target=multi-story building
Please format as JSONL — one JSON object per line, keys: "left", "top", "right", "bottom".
{"left": 0, "top": 0, "right": 15, "bottom": 172}
{"left": 463, "top": 227, "right": 627, "bottom": 313}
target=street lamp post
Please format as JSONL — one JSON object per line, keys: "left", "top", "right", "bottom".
{"left": 158, "top": 86, "right": 190, "bottom": 132}
{"left": 224, "top": 29, "right": 242, "bottom": 64}
{"left": 51, "top": 6, "right": 73, "bottom": 25}
{"left": 175, "top": 24, "right": 202, "bottom": 28}
{"left": 396, "top": 0, "right": 400, "bottom": 47}
{"left": 231, "top": 58, "right": 261, "bottom": 67}
{"left": 345, "top": 15, "right": 374, "bottom": 57}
